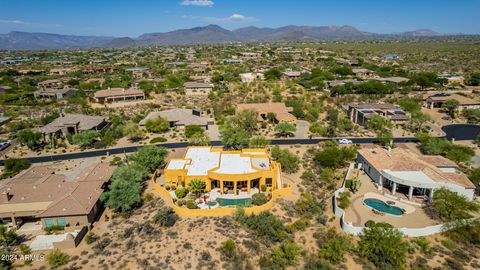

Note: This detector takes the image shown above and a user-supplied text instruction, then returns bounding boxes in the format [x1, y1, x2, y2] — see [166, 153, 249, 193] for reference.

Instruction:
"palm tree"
[188, 179, 206, 197]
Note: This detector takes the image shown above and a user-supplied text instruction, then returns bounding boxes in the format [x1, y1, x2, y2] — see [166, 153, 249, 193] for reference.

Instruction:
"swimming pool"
[217, 198, 252, 207]
[363, 198, 405, 216]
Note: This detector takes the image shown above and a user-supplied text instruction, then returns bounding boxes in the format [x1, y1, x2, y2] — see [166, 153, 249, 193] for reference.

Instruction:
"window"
[57, 217, 67, 227]
[265, 178, 272, 187]
[44, 218, 55, 228]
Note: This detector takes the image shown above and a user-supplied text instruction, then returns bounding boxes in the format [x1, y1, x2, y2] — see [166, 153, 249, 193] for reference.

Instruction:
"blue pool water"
[363, 198, 405, 216]
[217, 198, 251, 207]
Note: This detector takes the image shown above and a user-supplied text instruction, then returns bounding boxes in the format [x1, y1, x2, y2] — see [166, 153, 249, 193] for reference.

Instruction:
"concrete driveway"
[294, 120, 311, 139]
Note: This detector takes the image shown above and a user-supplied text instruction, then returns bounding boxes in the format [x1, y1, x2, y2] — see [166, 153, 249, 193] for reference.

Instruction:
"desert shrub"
[251, 193, 268, 205]
[47, 249, 69, 267]
[234, 208, 288, 243]
[271, 146, 300, 173]
[85, 231, 98, 244]
[1, 158, 31, 179]
[259, 241, 301, 269]
[294, 192, 324, 218]
[152, 207, 178, 227]
[220, 238, 236, 259]
[186, 199, 198, 209]
[44, 225, 64, 234]
[174, 187, 188, 199]
[358, 223, 408, 270]
[149, 137, 167, 144]
[286, 219, 310, 233]
[315, 229, 351, 263]
[338, 191, 351, 209]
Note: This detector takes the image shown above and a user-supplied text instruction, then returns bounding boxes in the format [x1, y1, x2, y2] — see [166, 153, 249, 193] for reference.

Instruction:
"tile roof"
[358, 147, 474, 189]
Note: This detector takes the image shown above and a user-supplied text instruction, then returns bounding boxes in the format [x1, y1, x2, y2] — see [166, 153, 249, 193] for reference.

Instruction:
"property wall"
[333, 163, 461, 238]
[151, 174, 292, 217]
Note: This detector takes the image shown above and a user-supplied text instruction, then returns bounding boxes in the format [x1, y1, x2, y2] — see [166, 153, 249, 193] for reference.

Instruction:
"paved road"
[0, 136, 418, 165]
[0, 124, 477, 165]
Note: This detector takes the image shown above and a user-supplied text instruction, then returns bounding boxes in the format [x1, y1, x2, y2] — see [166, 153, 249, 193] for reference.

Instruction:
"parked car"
[338, 138, 353, 144]
[0, 141, 10, 151]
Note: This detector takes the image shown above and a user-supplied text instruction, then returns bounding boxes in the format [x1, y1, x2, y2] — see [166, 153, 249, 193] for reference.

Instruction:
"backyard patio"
[342, 169, 440, 228]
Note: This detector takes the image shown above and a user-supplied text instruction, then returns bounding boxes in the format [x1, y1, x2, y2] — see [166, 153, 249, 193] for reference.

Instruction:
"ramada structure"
[357, 147, 476, 200]
[163, 147, 284, 194]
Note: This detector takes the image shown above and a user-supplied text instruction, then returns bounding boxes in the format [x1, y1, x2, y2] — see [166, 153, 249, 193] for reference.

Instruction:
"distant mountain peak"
[0, 25, 453, 50]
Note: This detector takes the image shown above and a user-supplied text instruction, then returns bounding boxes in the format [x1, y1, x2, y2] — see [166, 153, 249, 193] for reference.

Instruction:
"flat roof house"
[0, 163, 115, 229]
[236, 102, 297, 124]
[423, 92, 480, 111]
[183, 82, 214, 96]
[38, 114, 109, 142]
[164, 147, 284, 195]
[34, 87, 78, 100]
[139, 109, 214, 129]
[352, 68, 378, 79]
[282, 71, 301, 80]
[239, 72, 264, 83]
[357, 147, 475, 201]
[347, 102, 410, 127]
[94, 88, 145, 103]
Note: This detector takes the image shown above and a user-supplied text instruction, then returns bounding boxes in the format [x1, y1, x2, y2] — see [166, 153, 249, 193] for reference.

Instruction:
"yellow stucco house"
[163, 147, 284, 194]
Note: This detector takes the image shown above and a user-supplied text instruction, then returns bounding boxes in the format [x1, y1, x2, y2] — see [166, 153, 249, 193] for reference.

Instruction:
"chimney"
[1, 191, 11, 202]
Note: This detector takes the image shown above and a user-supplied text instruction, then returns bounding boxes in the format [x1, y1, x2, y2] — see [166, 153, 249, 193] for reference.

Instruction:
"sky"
[0, 0, 479, 37]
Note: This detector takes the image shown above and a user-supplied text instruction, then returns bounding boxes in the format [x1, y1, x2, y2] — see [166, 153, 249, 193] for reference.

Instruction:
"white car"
[0, 142, 10, 151]
[338, 138, 353, 144]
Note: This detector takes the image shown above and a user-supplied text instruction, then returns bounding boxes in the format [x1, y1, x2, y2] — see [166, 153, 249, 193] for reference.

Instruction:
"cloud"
[0, 19, 31, 25]
[180, 0, 214, 7]
[0, 19, 61, 28]
[182, 13, 257, 23]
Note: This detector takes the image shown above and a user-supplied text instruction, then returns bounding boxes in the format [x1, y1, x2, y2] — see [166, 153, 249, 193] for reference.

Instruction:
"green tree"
[313, 142, 357, 169]
[427, 188, 479, 222]
[72, 130, 100, 149]
[0, 224, 18, 245]
[46, 249, 69, 268]
[1, 158, 31, 179]
[376, 130, 393, 147]
[271, 146, 300, 173]
[467, 73, 480, 86]
[129, 145, 168, 172]
[366, 115, 392, 131]
[227, 110, 258, 135]
[264, 68, 282, 80]
[358, 224, 408, 270]
[188, 179, 206, 197]
[221, 126, 250, 150]
[442, 99, 460, 118]
[145, 117, 170, 133]
[124, 122, 145, 141]
[17, 129, 42, 150]
[274, 122, 296, 137]
[260, 241, 301, 269]
[184, 125, 204, 138]
[317, 229, 351, 263]
[463, 109, 480, 123]
[248, 136, 270, 148]
[101, 176, 142, 212]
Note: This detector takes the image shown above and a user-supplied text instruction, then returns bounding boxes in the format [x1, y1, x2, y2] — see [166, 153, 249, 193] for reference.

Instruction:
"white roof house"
[166, 147, 272, 176]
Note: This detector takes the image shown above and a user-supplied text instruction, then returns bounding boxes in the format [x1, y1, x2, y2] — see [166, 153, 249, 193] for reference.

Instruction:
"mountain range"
[0, 24, 448, 50]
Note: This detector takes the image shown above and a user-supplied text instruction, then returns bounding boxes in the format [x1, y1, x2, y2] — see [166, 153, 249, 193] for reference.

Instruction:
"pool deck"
[343, 170, 439, 228]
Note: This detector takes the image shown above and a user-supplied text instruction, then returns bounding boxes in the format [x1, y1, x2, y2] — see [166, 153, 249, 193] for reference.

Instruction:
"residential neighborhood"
[0, 1, 480, 269]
